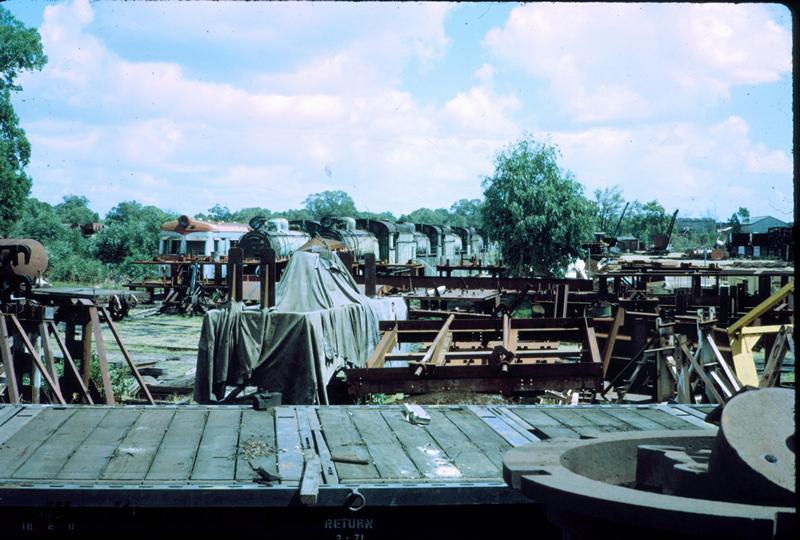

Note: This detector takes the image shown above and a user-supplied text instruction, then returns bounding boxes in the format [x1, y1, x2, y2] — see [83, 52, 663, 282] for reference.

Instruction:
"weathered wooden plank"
[0, 408, 42, 447]
[508, 408, 581, 440]
[425, 409, 499, 478]
[191, 408, 241, 481]
[349, 408, 419, 480]
[299, 448, 321, 505]
[101, 409, 174, 480]
[58, 408, 141, 480]
[317, 407, 378, 480]
[440, 407, 511, 468]
[468, 406, 532, 447]
[601, 407, 671, 431]
[274, 407, 305, 483]
[235, 409, 277, 482]
[657, 405, 714, 429]
[569, 408, 635, 432]
[540, 409, 607, 437]
[14, 408, 109, 479]
[0, 408, 74, 476]
[308, 408, 338, 485]
[147, 409, 208, 481]
[635, 407, 696, 430]
[380, 408, 461, 479]
[0, 406, 21, 429]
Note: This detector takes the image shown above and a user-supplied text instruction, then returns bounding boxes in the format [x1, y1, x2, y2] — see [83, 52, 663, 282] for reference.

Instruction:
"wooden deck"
[0, 403, 716, 538]
[0, 403, 713, 504]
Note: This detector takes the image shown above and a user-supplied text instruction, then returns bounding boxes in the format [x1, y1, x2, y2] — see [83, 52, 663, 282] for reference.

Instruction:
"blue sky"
[6, 1, 793, 221]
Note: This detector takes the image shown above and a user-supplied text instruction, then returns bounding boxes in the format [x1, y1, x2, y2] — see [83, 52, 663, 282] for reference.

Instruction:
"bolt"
[764, 454, 778, 463]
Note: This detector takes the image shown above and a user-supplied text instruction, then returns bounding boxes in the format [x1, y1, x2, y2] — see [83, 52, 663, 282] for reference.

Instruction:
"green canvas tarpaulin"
[194, 250, 389, 404]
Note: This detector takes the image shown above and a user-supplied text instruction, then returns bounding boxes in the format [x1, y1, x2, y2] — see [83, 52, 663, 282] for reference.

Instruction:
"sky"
[5, 1, 794, 221]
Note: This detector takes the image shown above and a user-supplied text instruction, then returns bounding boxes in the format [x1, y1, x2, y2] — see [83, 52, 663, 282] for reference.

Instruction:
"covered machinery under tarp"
[194, 250, 404, 404]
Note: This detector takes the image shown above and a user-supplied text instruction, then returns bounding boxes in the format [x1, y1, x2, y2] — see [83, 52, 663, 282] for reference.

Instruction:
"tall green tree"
[449, 199, 484, 229]
[399, 207, 451, 226]
[481, 138, 594, 277]
[621, 200, 671, 246]
[0, 7, 47, 236]
[736, 207, 750, 224]
[95, 201, 176, 280]
[303, 190, 357, 219]
[592, 186, 626, 234]
[55, 194, 99, 225]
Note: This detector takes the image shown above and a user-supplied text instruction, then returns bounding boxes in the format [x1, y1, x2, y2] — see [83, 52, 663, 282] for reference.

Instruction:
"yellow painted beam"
[727, 281, 794, 336]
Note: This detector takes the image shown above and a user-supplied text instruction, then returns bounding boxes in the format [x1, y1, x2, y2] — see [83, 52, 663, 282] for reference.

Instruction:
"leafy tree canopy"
[480, 137, 594, 277]
[304, 190, 358, 220]
[357, 210, 398, 222]
[0, 7, 47, 236]
[449, 199, 483, 229]
[592, 186, 625, 234]
[399, 207, 451, 226]
[230, 207, 272, 224]
[55, 194, 99, 225]
[736, 207, 750, 224]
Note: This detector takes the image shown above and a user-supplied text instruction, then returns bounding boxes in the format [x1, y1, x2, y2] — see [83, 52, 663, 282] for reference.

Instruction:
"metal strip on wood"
[275, 407, 305, 483]
[307, 408, 338, 485]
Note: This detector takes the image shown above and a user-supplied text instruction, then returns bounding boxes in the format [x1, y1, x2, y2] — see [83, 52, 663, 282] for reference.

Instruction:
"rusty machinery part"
[0, 239, 48, 302]
[0, 239, 48, 280]
[503, 387, 795, 540]
[491, 283, 532, 318]
[178, 214, 191, 228]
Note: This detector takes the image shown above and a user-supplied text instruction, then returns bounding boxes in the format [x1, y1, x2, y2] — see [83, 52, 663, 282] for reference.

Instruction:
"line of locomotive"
[158, 215, 498, 276]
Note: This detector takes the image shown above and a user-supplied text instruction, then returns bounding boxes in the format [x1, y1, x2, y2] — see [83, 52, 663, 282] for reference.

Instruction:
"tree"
[592, 186, 625, 233]
[481, 138, 594, 277]
[303, 190, 357, 220]
[230, 207, 272, 224]
[55, 195, 99, 225]
[399, 207, 451, 226]
[449, 199, 483, 229]
[737, 207, 750, 224]
[357, 210, 398, 222]
[0, 7, 47, 236]
[95, 201, 176, 280]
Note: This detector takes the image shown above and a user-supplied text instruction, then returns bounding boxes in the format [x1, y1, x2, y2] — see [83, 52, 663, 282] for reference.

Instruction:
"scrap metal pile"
[0, 239, 152, 406]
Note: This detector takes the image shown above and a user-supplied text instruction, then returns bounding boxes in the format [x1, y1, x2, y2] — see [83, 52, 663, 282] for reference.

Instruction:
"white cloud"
[444, 86, 521, 135]
[485, 3, 792, 122]
[548, 115, 793, 217]
[13, 0, 793, 222]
